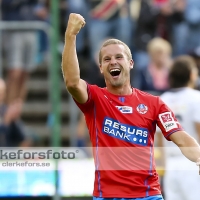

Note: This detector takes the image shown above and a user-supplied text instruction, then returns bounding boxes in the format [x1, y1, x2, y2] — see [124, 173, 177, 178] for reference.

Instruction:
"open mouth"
[109, 69, 121, 77]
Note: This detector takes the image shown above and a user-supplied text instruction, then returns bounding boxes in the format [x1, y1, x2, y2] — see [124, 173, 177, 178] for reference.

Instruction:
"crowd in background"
[0, 0, 200, 146]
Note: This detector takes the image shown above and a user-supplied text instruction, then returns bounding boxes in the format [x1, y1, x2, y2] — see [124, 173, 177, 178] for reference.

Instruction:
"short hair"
[147, 37, 172, 55]
[169, 55, 197, 88]
[99, 39, 132, 64]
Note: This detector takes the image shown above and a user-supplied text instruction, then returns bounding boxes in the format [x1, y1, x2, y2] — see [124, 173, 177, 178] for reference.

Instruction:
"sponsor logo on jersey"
[136, 104, 148, 114]
[115, 106, 133, 113]
[160, 113, 173, 122]
[102, 117, 149, 146]
[159, 112, 178, 132]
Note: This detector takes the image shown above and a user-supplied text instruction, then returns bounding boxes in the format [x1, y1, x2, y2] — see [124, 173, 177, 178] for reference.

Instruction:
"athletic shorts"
[3, 31, 38, 72]
[164, 156, 200, 200]
[93, 194, 164, 200]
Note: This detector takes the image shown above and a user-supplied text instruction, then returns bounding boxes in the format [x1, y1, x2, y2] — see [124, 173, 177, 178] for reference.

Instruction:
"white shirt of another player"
[159, 87, 200, 156]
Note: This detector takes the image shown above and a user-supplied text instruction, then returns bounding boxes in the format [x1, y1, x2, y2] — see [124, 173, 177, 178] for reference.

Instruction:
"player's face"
[100, 44, 133, 87]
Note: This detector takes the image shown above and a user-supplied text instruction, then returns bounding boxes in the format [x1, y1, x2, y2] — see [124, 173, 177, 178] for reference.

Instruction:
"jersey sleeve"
[73, 83, 97, 113]
[156, 97, 183, 141]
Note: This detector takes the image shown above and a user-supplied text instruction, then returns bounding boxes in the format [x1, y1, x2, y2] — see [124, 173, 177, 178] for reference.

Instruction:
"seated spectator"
[0, 79, 32, 147]
[133, 37, 172, 94]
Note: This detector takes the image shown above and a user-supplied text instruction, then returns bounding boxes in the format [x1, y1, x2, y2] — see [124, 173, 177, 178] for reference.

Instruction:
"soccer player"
[157, 56, 200, 200]
[62, 13, 200, 200]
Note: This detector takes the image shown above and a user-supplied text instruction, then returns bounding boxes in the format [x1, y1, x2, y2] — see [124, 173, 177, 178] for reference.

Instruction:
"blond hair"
[99, 39, 132, 64]
[147, 37, 172, 55]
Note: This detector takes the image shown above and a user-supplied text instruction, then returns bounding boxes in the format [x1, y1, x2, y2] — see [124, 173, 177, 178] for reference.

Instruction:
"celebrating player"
[62, 13, 200, 200]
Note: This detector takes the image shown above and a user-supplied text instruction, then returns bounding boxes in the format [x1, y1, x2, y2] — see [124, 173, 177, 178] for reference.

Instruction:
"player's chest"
[94, 95, 155, 146]
[95, 94, 155, 127]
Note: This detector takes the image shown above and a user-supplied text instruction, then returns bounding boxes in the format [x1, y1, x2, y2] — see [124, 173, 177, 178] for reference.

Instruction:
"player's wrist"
[65, 29, 77, 38]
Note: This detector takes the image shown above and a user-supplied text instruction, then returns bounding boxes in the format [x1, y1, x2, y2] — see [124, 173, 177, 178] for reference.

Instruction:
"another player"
[157, 55, 200, 200]
[62, 13, 200, 200]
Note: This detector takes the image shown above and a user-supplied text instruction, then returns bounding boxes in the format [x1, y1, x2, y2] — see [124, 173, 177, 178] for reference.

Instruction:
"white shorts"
[164, 156, 200, 200]
[3, 31, 38, 72]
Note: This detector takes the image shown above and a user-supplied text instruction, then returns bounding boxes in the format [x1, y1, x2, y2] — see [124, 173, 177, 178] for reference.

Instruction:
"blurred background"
[0, 0, 200, 200]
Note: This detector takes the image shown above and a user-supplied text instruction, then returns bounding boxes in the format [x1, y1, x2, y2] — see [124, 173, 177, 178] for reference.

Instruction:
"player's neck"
[187, 82, 195, 89]
[106, 85, 132, 96]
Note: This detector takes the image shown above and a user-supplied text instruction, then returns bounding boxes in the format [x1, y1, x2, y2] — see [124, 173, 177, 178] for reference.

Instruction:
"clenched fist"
[66, 13, 86, 36]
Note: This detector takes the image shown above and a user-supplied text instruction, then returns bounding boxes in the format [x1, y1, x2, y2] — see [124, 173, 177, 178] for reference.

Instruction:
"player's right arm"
[61, 13, 88, 104]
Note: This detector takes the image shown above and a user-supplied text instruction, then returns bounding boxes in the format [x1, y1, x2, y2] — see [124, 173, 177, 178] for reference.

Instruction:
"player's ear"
[190, 68, 198, 82]
[130, 59, 134, 69]
[99, 64, 103, 74]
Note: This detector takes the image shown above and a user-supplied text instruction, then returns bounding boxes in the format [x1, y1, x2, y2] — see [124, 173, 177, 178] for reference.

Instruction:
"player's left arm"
[169, 131, 200, 165]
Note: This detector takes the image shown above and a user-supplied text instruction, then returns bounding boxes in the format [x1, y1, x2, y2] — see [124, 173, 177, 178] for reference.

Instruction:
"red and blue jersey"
[75, 84, 183, 198]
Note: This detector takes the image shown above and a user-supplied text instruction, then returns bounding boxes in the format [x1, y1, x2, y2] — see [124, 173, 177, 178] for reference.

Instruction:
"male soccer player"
[157, 56, 200, 200]
[62, 13, 200, 200]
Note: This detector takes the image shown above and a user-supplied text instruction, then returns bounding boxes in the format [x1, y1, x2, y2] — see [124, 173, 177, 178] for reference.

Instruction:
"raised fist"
[66, 13, 86, 35]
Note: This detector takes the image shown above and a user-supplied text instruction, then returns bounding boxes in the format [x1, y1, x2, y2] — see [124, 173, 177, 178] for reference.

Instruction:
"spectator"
[180, 0, 200, 54]
[0, 79, 32, 147]
[1, 0, 40, 104]
[34, 0, 50, 64]
[134, 0, 185, 68]
[168, 0, 200, 56]
[88, 0, 133, 59]
[133, 37, 172, 94]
